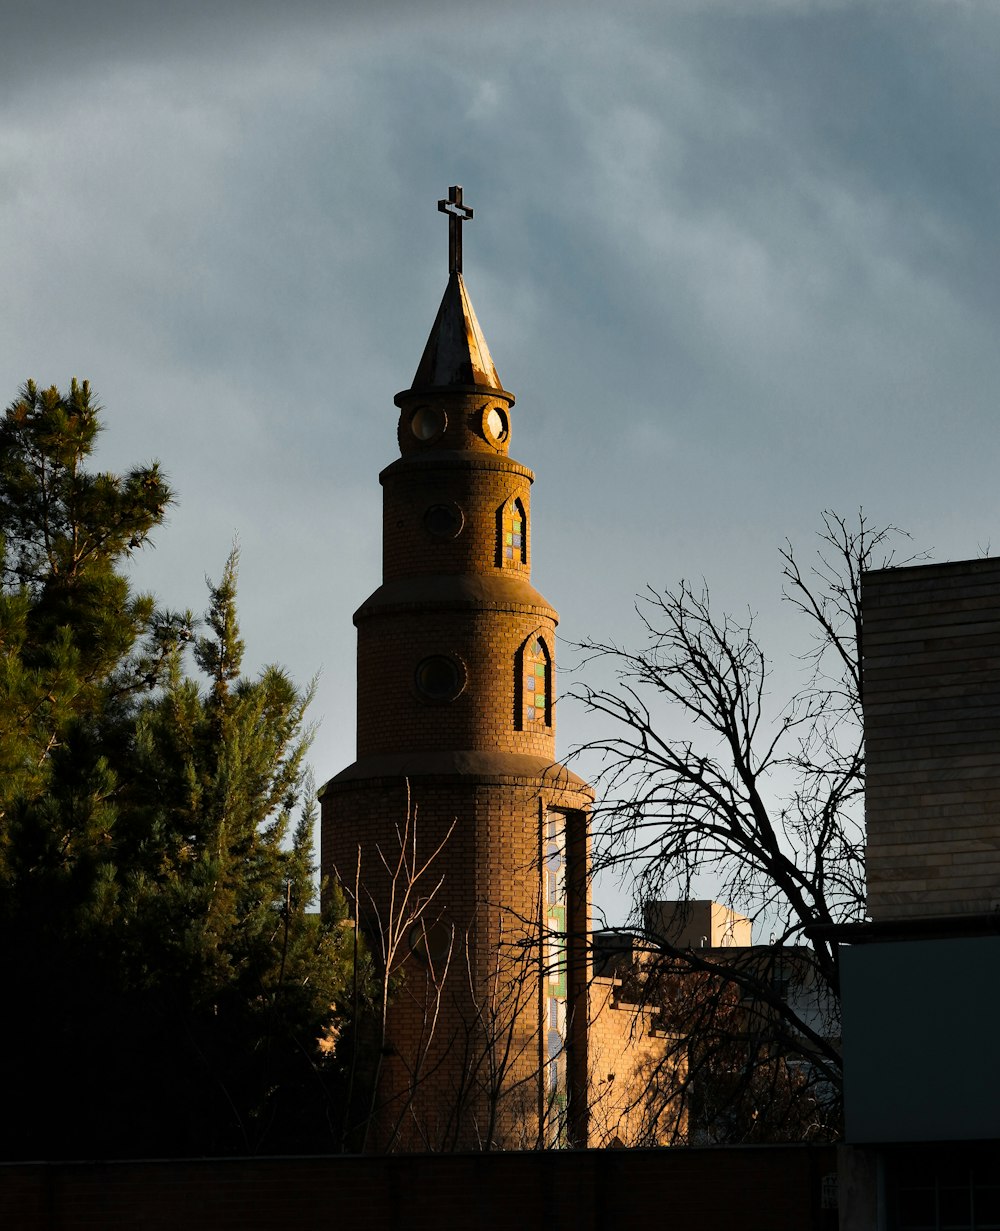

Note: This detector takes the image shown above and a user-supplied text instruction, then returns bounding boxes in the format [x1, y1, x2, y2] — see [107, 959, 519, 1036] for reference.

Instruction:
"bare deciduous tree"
[337, 790, 457, 1151]
[572, 512, 919, 1141]
[337, 793, 558, 1152]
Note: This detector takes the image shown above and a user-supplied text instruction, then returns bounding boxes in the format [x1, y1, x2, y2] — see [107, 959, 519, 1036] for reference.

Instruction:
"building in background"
[595, 899, 838, 1146]
[837, 557, 1000, 1230]
[644, 899, 752, 949]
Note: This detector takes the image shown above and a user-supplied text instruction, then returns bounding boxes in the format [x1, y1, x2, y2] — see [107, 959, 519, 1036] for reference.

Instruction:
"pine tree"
[121, 552, 363, 1155]
[0, 378, 172, 815]
[0, 382, 366, 1159]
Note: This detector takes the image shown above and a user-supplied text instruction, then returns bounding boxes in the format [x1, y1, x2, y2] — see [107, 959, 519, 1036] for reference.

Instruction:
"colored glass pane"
[523, 634, 550, 729]
[501, 498, 526, 568]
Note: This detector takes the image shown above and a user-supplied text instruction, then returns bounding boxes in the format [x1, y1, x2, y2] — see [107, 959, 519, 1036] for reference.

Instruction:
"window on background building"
[888, 1150, 1000, 1231]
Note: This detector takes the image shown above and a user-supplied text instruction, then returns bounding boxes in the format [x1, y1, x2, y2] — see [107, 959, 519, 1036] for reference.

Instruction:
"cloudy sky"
[3, 0, 999, 922]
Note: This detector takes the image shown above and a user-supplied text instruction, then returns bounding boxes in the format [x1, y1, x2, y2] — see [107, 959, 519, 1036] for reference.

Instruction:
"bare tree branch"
[571, 511, 916, 1141]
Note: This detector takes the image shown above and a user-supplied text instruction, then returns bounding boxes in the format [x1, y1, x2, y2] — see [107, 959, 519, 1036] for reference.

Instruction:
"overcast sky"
[3, 0, 999, 924]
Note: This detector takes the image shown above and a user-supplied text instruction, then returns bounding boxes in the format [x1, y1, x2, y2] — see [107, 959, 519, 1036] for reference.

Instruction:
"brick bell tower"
[320, 188, 592, 1151]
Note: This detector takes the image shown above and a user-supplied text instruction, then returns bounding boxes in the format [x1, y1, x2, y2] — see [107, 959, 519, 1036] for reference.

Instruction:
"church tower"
[321, 188, 592, 1151]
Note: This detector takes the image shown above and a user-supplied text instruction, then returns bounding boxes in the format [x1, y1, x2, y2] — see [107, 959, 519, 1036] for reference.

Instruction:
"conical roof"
[409, 272, 506, 394]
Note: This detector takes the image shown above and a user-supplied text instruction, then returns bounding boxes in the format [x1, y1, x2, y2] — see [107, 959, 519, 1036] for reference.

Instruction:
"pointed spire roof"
[408, 271, 507, 395]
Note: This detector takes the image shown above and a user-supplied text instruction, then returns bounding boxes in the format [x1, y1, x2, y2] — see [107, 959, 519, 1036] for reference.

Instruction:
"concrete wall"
[643, 900, 752, 947]
[841, 935, 1000, 1143]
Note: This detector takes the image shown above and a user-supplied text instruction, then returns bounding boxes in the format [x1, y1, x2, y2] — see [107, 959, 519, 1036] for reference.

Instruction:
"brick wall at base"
[0, 1145, 839, 1231]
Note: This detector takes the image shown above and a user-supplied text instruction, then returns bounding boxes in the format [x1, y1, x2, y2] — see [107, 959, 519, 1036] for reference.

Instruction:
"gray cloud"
[3, 0, 999, 921]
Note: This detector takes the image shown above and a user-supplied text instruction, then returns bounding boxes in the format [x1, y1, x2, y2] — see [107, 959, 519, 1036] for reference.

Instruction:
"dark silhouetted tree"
[574, 512, 918, 1142]
[0, 382, 367, 1159]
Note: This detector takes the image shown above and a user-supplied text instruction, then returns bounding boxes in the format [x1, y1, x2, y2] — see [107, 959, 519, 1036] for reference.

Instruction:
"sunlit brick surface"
[321, 337, 592, 1148]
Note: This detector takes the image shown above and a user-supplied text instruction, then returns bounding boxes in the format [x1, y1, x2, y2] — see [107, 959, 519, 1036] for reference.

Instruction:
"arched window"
[499, 497, 527, 568]
[521, 634, 551, 729]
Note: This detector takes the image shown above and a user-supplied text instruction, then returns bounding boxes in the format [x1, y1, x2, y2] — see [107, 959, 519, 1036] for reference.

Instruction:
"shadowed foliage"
[0, 382, 372, 1159]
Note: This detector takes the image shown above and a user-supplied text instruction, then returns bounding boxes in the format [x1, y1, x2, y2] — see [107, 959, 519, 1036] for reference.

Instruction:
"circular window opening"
[484, 405, 509, 444]
[423, 502, 465, 540]
[411, 406, 446, 441]
[414, 655, 466, 703]
[409, 919, 454, 966]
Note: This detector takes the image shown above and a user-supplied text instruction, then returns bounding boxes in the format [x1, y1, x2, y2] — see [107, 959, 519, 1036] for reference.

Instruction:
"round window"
[410, 406, 446, 441]
[423, 503, 465, 540]
[409, 919, 454, 966]
[414, 655, 466, 702]
[483, 405, 509, 443]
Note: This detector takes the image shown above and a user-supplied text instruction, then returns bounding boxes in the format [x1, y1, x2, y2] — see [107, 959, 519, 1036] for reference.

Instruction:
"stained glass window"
[523, 635, 550, 728]
[500, 497, 527, 567]
[543, 812, 567, 1138]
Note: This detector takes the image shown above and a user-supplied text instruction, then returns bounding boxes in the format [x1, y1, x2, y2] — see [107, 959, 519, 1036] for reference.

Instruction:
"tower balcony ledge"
[320, 749, 592, 799]
[393, 382, 515, 406]
[354, 574, 558, 623]
[379, 450, 534, 483]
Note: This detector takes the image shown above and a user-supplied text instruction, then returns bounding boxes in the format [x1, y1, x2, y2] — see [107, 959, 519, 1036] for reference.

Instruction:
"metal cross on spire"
[438, 185, 473, 275]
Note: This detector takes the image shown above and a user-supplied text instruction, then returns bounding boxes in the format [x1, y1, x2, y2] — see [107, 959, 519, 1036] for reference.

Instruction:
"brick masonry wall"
[321, 371, 593, 1147]
[381, 452, 535, 579]
[322, 770, 590, 1149]
[395, 389, 516, 463]
[357, 389, 559, 762]
[355, 607, 558, 758]
[863, 557, 1000, 920]
[0, 1146, 840, 1231]
[588, 978, 680, 1147]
